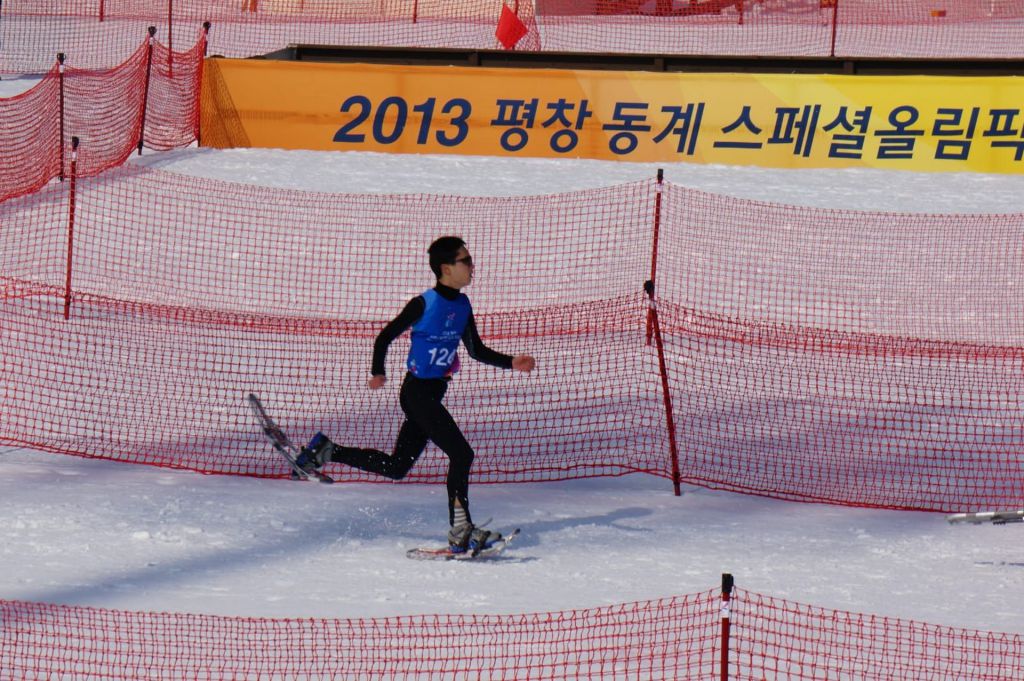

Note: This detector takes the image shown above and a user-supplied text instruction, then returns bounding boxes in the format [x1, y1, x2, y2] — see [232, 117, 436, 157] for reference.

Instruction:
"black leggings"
[324, 373, 474, 525]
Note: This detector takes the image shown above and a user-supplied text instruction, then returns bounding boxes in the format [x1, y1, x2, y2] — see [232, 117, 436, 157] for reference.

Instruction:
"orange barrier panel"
[201, 58, 1024, 174]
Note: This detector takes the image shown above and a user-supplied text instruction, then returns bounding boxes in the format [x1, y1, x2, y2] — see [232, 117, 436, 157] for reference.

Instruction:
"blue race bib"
[406, 289, 472, 378]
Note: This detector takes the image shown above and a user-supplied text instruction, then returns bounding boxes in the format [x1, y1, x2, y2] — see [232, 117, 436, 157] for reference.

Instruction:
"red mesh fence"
[0, 0, 541, 73]
[139, 39, 207, 151]
[2, 166, 1024, 513]
[539, 0, 1024, 58]
[730, 588, 1024, 680]
[1, 592, 719, 679]
[0, 165, 669, 482]
[3, 0, 1023, 73]
[0, 34, 203, 203]
[1, 587, 1020, 679]
[0, 13, 155, 73]
[657, 186, 1024, 511]
[539, 0, 834, 56]
[0, 65, 62, 203]
[833, 0, 1024, 59]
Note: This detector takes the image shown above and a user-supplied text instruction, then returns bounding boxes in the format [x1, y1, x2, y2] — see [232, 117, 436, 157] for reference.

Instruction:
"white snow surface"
[2, 148, 1024, 636]
[135, 147, 1024, 212]
[0, 74, 41, 97]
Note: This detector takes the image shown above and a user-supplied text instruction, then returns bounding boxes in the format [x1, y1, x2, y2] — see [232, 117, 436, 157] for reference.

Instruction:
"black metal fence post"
[644, 278, 682, 496]
[720, 574, 735, 681]
[646, 168, 664, 346]
[167, 0, 174, 76]
[64, 137, 80, 320]
[58, 53, 66, 181]
[196, 22, 211, 146]
[138, 26, 157, 155]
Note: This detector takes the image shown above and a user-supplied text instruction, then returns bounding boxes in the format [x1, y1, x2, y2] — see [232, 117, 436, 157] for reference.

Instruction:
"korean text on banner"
[200, 59, 1024, 174]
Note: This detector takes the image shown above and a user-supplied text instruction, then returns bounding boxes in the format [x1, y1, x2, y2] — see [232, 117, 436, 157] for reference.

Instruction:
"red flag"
[495, 3, 528, 50]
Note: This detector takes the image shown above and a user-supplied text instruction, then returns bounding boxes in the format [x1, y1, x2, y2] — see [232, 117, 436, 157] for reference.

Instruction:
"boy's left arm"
[462, 313, 535, 372]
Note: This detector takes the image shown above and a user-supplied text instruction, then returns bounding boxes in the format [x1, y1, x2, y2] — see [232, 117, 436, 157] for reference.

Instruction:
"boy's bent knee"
[383, 460, 416, 480]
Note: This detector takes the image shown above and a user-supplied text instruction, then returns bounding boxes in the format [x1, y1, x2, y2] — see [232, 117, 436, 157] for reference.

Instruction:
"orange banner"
[201, 57, 1024, 173]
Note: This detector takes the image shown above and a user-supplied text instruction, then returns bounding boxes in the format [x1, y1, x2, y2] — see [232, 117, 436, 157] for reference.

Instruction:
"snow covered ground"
[0, 74, 40, 97]
[2, 146, 1023, 636]
[1, 445, 1022, 632]
[135, 146, 1024, 212]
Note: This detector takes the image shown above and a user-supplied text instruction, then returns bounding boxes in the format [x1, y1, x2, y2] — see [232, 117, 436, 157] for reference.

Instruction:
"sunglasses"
[455, 256, 474, 267]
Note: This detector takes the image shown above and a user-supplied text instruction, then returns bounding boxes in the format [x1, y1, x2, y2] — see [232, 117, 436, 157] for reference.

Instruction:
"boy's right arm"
[369, 296, 425, 387]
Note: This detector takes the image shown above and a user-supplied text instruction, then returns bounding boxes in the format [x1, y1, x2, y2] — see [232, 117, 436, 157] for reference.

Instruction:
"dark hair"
[427, 236, 466, 278]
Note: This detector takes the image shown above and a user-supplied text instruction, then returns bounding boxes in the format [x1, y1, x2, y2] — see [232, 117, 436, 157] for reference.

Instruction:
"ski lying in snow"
[947, 510, 1023, 525]
[246, 393, 334, 484]
[406, 528, 520, 561]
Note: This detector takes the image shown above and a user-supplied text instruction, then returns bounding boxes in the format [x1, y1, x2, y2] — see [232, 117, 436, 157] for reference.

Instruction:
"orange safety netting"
[0, 0, 541, 73]
[1, 587, 1020, 678]
[0, 33, 204, 203]
[540, 0, 1024, 57]
[3, 0, 1023, 74]
[2, 166, 1022, 513]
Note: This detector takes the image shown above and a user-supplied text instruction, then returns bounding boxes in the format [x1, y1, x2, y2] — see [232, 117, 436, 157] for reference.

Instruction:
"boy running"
[296, 236, 536, 553]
